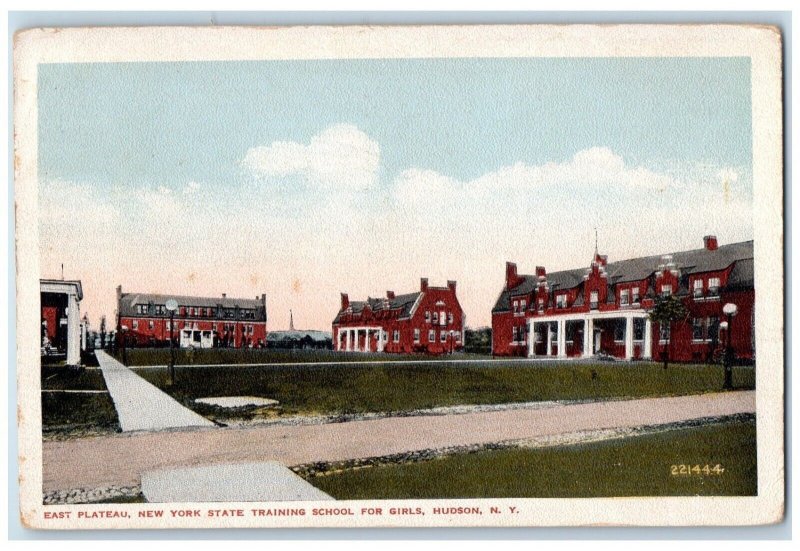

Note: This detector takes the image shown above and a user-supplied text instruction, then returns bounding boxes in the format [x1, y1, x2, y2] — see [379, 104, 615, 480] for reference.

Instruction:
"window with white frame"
[633, 318, 645, 341]
[513, 300, 519, 314]
[149, 320, 154, 330]
[440, 311, 446, 326]
[538, 298, 545, 312]
[512, 326, 518, 343]
[661, 284, 672, 297]
[589, 291, 599, 310]
[440, 330, 447, 343]
[428, 329, 435, 342]
[448, 312, 454, 324]
[136, 304, 148, 315]
[414, 328, 420, 343]
[632, 288, 640, 304]
[708, 277, 721, 297]
[693, 279, 703, 298]
[132, 320, 139, 330]
[432, 312, 438, 324]
[556, 294, 567, 309]
[425, 311, 431, 323]
[155, 305, 165, 315]
[620, 289, 629, 306]
[520, 299, 527, 311]
[393, 330, 400, 343]
[692, 317, 704, 341]
[659, 323, 670, 343]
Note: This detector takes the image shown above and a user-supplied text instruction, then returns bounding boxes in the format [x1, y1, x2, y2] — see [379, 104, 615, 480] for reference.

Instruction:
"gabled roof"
[333, 291, 421, 324]
[493, 240, 753, 313]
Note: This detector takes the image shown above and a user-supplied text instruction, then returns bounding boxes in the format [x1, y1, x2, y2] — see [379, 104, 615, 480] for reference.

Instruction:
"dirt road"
[42, 390, 755, 492]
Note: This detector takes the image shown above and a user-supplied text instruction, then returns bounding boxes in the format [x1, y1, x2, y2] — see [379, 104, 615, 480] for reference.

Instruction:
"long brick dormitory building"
[116, 286, 267, 348]
[332, 278, 465, 354]
[491, 236, 754, 362]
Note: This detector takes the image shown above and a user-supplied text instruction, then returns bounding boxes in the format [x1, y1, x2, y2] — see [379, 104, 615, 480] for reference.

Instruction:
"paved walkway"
[96, 350, 214, 432]
[141, 462, 334, 502]
[43, 390, 754, 492]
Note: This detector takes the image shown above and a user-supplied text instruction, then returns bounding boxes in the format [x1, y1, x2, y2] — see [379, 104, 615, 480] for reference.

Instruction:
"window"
[432, 312, 439, 324]
[440, 311, 446, 326]
[708, 277, 721, 297]
[659, 324, 671, 343]
[440, 330, 447, 343]
[448, 312, 454, 324]
[538, 298, 545, 313]
[692, 317, 704, 341]
[661, 284, 672, 297]
[620, 289, 629, 306]
[428, 329, 435, 342]
[512, 326, 519, 343]
[693, 279, 704, 298]
[132, 320, 139, 330]
[393, 330, 400, 343]
[556, 294, 567, 309]
[155, 305, 165, 315]
[414, 328, 420, 343]
[633, 318, 645, 341]
[632, 288, 640, 304]
[425, 311, 431, 323]
[148, 320, 154, 330]
[589, 291, 599, 310]
[708, 316, 720, 342]
[520, 299, 527, 311]
[513, 300, 519, 314]
[613, 320, 625, 342]
[136, 304, 148, 315]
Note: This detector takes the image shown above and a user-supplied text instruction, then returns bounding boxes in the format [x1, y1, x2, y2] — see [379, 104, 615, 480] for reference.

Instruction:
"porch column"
[66, 292, 81, 365]
[582, 317, 594, 358]
[355, 328, 361, 352]
[557, 319, 566, 358]
[365, 329, 371, 353]
[346, 329, 352, 351]
[643, 318, 653, 359]
[546, 322, 553, 356]
[378, 328, 384, 352]
[528, 320, 534, 357]
[624, 315, 634, 360]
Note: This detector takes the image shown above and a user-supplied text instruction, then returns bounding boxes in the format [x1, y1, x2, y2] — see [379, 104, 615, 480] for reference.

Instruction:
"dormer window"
[693, 279, 703, 299]
[589, 291, 599, 310]
[513, 300, 519, 313]
[708, 277, 721, 297]
[520, 299, 527, 311]
[136, 304, 148, 315]
[538, 298, 545, 313]
[556, 294, 567, 309]
[620, 289, 629, 306]
[661, 284, 672, 297]
[632, 288, 640, 304]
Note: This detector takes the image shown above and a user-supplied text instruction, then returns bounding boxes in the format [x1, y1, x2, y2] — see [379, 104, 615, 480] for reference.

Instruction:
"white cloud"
[394, 147, 677, 203]
[242, 124, 380, 191]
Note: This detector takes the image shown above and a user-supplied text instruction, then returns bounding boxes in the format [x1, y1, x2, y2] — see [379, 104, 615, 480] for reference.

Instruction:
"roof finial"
[289, 309, 294, 331]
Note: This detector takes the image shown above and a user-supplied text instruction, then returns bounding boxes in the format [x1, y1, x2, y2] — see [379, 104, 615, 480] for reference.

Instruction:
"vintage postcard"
[14, 24, 784, 529]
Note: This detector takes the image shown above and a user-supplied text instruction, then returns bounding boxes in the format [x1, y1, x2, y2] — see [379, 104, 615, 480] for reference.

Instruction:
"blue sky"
[38, 57, 754, 329]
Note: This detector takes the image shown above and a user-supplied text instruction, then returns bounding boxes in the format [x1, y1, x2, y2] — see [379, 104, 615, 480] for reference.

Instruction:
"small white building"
[40, 279, 83, 365]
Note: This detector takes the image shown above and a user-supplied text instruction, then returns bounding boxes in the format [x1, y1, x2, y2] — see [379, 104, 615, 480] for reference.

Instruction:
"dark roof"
[493, 240, 753, 313]
[333, 291, 421, 324]
[267, 330, 332, 342]
[118, 291, 266, 319]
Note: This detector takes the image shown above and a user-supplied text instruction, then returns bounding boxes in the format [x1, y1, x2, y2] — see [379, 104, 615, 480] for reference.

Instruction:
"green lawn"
[310, 419, 757, 499]
[134, 361, 755, 421]
[115, 348, 493, 366]
[41, 366, 119, 433]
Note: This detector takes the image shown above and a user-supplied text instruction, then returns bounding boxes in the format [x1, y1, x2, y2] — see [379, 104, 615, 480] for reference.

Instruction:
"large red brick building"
[492, 236, 754, 362]
[116, 286, 268, 348]
[333, 278, 465, 354]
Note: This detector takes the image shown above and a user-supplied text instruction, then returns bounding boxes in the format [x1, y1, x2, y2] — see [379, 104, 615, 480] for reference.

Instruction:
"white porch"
[527, 310, 652, 360]
[336, 326, 387, 353]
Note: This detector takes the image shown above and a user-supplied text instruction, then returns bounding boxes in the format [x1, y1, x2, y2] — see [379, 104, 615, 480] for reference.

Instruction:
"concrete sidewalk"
[96, 350, 214, 432]
[44, 390, 755, 492]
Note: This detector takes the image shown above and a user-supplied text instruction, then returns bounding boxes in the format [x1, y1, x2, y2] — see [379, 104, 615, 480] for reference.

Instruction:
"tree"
[648, 294, 688, 369]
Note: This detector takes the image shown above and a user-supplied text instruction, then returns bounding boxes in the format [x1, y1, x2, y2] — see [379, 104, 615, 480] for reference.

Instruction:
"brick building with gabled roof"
[333, 278, 465, 354]
[116, 286, 267, 348]
[492, 236, 754, 362]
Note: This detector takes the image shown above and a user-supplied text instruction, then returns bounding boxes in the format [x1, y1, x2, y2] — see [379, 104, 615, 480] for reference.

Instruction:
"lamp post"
[165, 299, 178, 385]
[120, 325, 128, 365]
[722, 302, 738, 390]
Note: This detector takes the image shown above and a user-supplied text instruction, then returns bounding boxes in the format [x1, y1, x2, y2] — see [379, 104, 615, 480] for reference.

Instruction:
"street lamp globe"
[722, 303, 738, 316]
[719, 321, 729, 330]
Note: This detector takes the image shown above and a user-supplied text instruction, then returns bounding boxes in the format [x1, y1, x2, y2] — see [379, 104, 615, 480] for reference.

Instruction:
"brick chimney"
[420, 278, 429, 292]
[704, 235, 718, 251]
[447, 280, 457, 293]
[535, 266, 547, 278]
[387, 290, 395, 300]
[341, 293, 350, 310]
[222, 293, 227, 299]
[506, 262, 522, 289]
